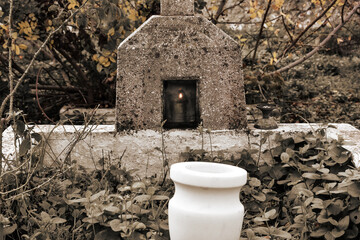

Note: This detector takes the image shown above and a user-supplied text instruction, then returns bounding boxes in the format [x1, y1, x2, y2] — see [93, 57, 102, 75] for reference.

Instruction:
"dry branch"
[29, 84, 85, 92]
[213, 0, 227, 24]
[272, 1, 360, 74]
[8, 0, 14, 120]
[252, 0, 273, 63]
[280, 0, 338, 58]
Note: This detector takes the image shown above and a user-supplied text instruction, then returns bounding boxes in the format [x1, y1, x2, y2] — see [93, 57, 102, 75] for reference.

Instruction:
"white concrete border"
[2, 123, 359, 176]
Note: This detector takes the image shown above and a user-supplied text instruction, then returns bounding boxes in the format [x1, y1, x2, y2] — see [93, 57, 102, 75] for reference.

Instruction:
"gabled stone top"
[161, 0, 194, 16]
[118, 16, 240, 50]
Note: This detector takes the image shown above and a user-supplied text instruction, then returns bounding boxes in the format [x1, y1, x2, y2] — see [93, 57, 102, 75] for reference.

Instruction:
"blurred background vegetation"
[0, 0, 359, 127]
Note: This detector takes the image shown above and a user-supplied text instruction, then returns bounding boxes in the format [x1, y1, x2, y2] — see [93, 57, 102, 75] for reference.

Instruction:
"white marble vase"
[168, 162, 248, 240]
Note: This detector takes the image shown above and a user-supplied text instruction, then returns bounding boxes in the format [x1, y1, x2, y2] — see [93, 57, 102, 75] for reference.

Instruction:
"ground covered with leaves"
[1, 127, 360, 240]
[281, 47, 360, 129]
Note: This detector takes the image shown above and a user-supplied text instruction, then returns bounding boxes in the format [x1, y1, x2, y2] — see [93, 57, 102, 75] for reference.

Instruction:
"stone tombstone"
[116, 0, 247, 130]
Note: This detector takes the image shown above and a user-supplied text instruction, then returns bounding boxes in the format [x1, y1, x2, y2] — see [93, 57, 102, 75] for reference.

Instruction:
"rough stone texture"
[3, 124, 359, 176]
[116, 15, 247, 130]
[161, 0, 194, 16]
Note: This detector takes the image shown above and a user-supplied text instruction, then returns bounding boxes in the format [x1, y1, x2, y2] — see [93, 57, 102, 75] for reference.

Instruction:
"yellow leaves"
[18, 21, 32, 35]
[249, 7, 257, 19]
[138, 16, 146, 24]
[208, 5, 219, 14]
[337, 38, 344, 44]
[311, 0, 327, 5]
[18, 44, 28, 50]
[250, 0, 259, 8]
[24, 34, 39, 41]
[120, 1, 146, 24]
[12, 44, 21, 55]
[118, 25, 126, 36]
[337, 0, 346, 6]
[311, 0, 320, 5]
[0, 23, 8, 31]
[8, 43, 27, 55]
[272, 0, 284, 11]
[128, 8, 140, 22]
[99, 56, 111, 67]
[2, 40, 8, 50]
[30, 21, 37, 31]
[236, 34, 247, 45]
[248, 0, 264, 19]
[68, 0, 80, 9]
[108, 27, 115, 39]
[96, 63, 103, 73]
[109, 56, 116, 63]
[270, 52, 278, 65]
[93, 51, 117, 72]
[92, 54, 99, 62]
[67, 0, 86, 10]
[11, 32, 18, 39]
[29, 13, 36, 21]
[257, 9, 264, 18]
[17, 13, 39, 41]
[46, 19, 54, 32]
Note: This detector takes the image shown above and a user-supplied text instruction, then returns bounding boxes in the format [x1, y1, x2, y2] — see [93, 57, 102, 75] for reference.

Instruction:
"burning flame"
[178, 92, 183, 99]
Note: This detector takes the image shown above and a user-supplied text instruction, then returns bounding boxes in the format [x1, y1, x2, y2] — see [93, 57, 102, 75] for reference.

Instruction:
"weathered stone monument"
[116, 0, 247, 130]
[4, 0, 359, 177]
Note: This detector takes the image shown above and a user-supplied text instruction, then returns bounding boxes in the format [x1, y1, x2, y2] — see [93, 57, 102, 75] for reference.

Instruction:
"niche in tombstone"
[163, 80, 199, 129]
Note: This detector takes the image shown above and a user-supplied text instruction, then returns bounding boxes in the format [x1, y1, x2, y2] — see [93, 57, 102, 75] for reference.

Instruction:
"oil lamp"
[254, 103, 278, 129]
[163, 80, 199, 128]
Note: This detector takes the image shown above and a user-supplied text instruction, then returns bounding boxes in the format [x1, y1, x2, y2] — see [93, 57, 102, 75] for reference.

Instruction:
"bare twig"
[35, 68, 56, 123]
[252, 0, 272, 63]
[296, 15, 331, 48]
[280, 0, 338, 58]
[212, 0, 227, 24]
[281, 15, 294, 43]
[207, 130, 213, 159]
[8, 0, 14, 119]
[341, 0, 348, 23]
[272, 2, 360, 74]
[62, 108, 99, 165]
[29, 84, 85, 92]
[205, 5, 213, 21]
[220, 0, 245, 16]
[160, 120, 169, 185]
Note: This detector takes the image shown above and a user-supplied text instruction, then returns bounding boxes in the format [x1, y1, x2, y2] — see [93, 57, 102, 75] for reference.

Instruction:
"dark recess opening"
[163, 80, 200, 129]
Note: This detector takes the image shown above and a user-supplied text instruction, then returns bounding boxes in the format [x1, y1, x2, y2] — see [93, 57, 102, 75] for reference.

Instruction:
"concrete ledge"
[2, 123, 359, 176]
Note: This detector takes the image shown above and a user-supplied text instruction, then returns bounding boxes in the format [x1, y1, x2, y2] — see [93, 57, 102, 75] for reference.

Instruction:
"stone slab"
[161, 0, 194, 16]
[2, 124, 359, 176]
